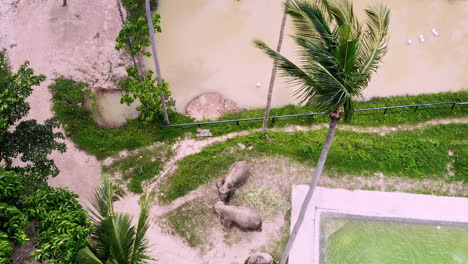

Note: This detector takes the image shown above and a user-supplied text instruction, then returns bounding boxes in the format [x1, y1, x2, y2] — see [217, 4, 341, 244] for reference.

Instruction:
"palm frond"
[86, 175, 126, 262]
[286, 0, 335, 49]
[255, 39, 348, 112]
[88, 175, 125, 223]
[130, 192, 155, 263]
[254, 0, 389, 122]
[355, 4, 390, 90]
[323, 0, 361, 40]
[109, 214, 136, 264]
[77, 247, 105, 264]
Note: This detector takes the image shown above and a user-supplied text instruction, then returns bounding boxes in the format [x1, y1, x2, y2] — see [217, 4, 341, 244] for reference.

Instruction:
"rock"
[248, 252, 274, 264]
[185, 92, 244, 121]
[197, 128, 211, 133]
[196, 132, 212, 138]
[238, 143, 246, 150]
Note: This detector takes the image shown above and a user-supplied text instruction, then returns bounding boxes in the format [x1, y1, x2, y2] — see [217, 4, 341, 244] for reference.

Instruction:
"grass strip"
[50, 78, 467, 160]
[159, 124, 467, 203]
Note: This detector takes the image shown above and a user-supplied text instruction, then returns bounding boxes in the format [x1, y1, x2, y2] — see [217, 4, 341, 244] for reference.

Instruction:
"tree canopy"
[255, 0, 390, 122]
[0, 51, 66, 190]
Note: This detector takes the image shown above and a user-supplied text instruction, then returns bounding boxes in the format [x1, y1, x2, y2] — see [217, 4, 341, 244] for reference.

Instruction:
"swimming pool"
[289, 187, 468, 264]
[320, 214, 468, 264]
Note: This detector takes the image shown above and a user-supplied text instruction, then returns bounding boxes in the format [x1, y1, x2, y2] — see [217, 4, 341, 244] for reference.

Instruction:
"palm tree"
[261, 2, 289, 134]
[145, 0, 170, 125]
[77, 176, 154, 264]
[254, 0, 390, 263]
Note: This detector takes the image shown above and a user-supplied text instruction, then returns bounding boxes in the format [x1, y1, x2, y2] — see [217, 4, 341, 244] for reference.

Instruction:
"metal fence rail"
[160, 101, 467, 128]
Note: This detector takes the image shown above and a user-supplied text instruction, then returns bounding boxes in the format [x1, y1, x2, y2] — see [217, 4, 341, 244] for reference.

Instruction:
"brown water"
[145, 0, 468, 112]
[93, 92, 140, 127]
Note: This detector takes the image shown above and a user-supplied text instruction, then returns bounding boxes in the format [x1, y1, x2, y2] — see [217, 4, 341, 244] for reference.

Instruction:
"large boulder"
[185, 92, 244, 121]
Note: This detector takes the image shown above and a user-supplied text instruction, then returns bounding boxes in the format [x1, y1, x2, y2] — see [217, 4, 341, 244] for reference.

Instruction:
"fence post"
[384, 109, 388, 115]
[236, 121, 240, 126]
[414, 106, 419, 112]
[452, 103, 456, 110]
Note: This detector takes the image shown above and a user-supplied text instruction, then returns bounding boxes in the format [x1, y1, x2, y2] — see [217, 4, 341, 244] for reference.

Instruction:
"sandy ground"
[0, 0, 132, 204]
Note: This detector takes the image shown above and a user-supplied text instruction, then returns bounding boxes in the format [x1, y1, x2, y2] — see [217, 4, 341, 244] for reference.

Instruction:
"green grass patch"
[160, 124, 468, 203]
[102, 144, 172, 193]
[453, 145, 468, 182]
[49, 78, 193, 159]
[49, 77, 467, 160]
[196, 91, 468, 136]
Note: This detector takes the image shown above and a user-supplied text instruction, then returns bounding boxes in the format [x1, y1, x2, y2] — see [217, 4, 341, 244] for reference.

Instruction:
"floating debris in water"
[419, 35, 425, 43]
[432, 28, 439, 36]
[407, 39, 413, 45]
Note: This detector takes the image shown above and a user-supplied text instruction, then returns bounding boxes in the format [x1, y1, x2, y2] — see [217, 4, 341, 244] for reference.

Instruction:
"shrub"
[0, 203, 29, 245]
[0, 231, 12, 264]
[0, 169, 26, 205]
[23, 188, 92, 264]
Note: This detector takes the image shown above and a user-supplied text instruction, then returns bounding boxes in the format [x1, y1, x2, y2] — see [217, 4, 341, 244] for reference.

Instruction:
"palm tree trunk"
[279, 110, 343, 264]
[261, 2, 288, 134]
[145, 0, 170, 125]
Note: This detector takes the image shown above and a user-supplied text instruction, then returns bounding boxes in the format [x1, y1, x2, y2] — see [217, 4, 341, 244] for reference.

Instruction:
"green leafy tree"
[0, 169, 91, 263]
[121, 0, 158, 20]
[0, 169, 27, 261]
[115, 4, 171, 125]
[120, 67, 174, 123]
[254, 0, 390, 262]
[0, 231, 12, 264]
[77, 176, 154, 264]
[0, 51, 66, 190]
[23, 188, 92, 264]
[115, 15, 162, 57]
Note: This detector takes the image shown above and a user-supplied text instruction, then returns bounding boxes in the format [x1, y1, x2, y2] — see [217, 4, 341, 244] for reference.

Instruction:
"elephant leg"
[256, 222, 262, 232]
[222, 219, 233, 232]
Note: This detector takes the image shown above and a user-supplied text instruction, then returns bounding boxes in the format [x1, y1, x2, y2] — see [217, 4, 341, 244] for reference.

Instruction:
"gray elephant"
[213, 201, 262, 231]
[216, 161, 249, 203]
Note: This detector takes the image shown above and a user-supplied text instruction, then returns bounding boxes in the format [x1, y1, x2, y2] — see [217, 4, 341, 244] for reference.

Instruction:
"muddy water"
[145, 0, 468, 112]
[93, 92, 140, 127]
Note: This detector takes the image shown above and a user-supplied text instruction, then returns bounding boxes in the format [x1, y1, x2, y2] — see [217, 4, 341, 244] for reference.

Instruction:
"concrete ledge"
[289, 186, 468, 264]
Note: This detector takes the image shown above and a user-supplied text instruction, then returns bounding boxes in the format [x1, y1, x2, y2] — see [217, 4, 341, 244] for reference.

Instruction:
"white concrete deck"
[289, 186, 468, 264]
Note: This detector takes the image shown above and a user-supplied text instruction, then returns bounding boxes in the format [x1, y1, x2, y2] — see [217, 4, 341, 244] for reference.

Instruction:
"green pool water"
[320, 216, 468, 264]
